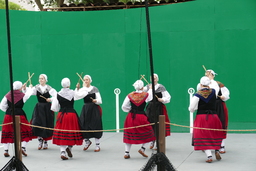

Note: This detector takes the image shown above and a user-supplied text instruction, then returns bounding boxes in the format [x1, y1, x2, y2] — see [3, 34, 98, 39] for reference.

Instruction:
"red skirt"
[123, 113, 156, 144]
[162, 105, 171, 136]
[192, 114, 225, 150]
[52, 112, 83, 146]
[1, 115, 33, 143]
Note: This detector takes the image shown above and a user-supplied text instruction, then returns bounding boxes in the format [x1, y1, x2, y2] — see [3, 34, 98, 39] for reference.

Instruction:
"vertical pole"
[188, 88, 195, 133]
[144, 1, 163, 170]
[5, 0, 20, 160]
[15, 116, 22, 161]
[158, 115, 166, 154]
[114, 88, 121, 133]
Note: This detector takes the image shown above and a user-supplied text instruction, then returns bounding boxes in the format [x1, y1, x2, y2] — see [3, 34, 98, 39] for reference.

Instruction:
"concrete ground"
[0, 133, 255, 171]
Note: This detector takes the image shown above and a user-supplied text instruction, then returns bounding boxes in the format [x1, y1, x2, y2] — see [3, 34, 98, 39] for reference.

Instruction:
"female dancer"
[189, 76, 224, 163]
[143, 73, 171, 149]
[0, 81, 33, 157]
[51, 78, 83, 160]
[74, 75, 103, 152]
[30, 74, 57, 150]
[122, 80, 155, 159]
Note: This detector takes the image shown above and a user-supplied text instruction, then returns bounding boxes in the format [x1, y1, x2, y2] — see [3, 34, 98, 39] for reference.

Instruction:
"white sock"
[85, 139, 91, 144]
[125, 143, 131, 154]
[204, 150, 212, 158]
[60, 145, 66, 153]
[141, 143, 147, 151]
[3, 143, 10, 151]
[95, 138, 100, 147]
[221, 139, 225, 147]
[21, 141, 27, 148]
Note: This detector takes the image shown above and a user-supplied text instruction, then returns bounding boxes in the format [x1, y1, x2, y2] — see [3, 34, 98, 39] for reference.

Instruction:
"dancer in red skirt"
[51, 78, 83, 160]
[189, 76, 225, 163]
[122, 80, 155, 159]
[143, 73, 171, 149]
[198, 70, 230, 154]
[0, 81, 33, 157]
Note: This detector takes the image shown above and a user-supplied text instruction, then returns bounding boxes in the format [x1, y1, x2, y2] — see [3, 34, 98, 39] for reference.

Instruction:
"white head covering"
[154, 73, 159, 81]
[133, 80, 144, 90]
[206, 69, 217, 76]
[13, 81, 22, 90]
[84, 75, 92, 83]
[40, 74, 48, 82]
[150, 73, 159, 82]
[61, 78, 70, 88]
[200, 76, 211, 86]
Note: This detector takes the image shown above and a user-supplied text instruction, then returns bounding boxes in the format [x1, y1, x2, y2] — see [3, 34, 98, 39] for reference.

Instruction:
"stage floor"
[0, 132, 255, 171]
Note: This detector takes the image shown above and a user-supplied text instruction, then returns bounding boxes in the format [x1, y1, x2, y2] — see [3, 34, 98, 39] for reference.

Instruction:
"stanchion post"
[158, 115, 166, 154]
[15, 116, 22, 161]
[188, 88, 195, 133]
[114, 88, 121, 133]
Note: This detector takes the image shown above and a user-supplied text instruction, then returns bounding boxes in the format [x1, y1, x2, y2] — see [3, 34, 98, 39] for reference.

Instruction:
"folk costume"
[51, 78, 83, 160]
[122, 80, 155, 159]
[216, 81, 230, 153]
[144, 73, 171, 149]
[198, 70, 230, 153]
[0, 81, 33, 157]
[189, 76, 224, 163]
[74, 75, 103, 152]
[30, 74, 57, 150]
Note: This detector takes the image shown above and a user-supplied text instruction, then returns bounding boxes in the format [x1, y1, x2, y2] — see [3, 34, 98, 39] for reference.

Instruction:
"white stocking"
[204, 150, 212, 158]
[221, 139, 225, 147]
[60, 145, 66, 152]
[3, 143, 10, 151]
[125, 143, 132, 154]
[21, 141, 27, 148]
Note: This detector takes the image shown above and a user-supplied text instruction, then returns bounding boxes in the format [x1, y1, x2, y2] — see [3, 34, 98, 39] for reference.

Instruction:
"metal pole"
[5, 0, 20, 160]
[114, 88, 121, 133]
[144, 1, 164, 171]
[188, 88, 195, 133]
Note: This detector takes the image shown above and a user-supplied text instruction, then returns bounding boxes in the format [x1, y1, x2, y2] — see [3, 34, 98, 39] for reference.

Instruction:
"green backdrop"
[0, 0, 256, 133]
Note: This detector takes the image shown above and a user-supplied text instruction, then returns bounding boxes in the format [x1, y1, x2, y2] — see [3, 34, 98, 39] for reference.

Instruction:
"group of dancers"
[189, 69, 230, 163]
[0, 74, 103, 160]
[0, 69, 229, 163]
[121, 69, 230, 163]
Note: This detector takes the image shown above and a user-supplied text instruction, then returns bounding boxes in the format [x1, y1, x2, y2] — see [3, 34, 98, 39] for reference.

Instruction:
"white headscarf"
[206, 69, 217, 76]
[13, 81, 22, 90]
[59, 78, 74, 101]
[200, 76, 211, 86]
[61, 78, 70, 88]
[40, 74, 48, 82]
[84, 75, 92, 83]
[154, 73, 159, 81]
[133, 80, 144, 90]
[150, 73, 159, 82]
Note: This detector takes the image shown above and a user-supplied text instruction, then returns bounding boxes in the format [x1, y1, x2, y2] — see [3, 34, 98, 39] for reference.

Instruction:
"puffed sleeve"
[51, 96, 60, 112]
[49, 88, 57, 97]
[188, 96, 199, 113]
[122, 96, 131, 112]
[74, 87, 88, 100]
[23, 87, 33, 103]
[95, 92, 102, 105]
[161, 90, 171, 104]
[0, 97, 8, 112]
[221, 86, 230, 101]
